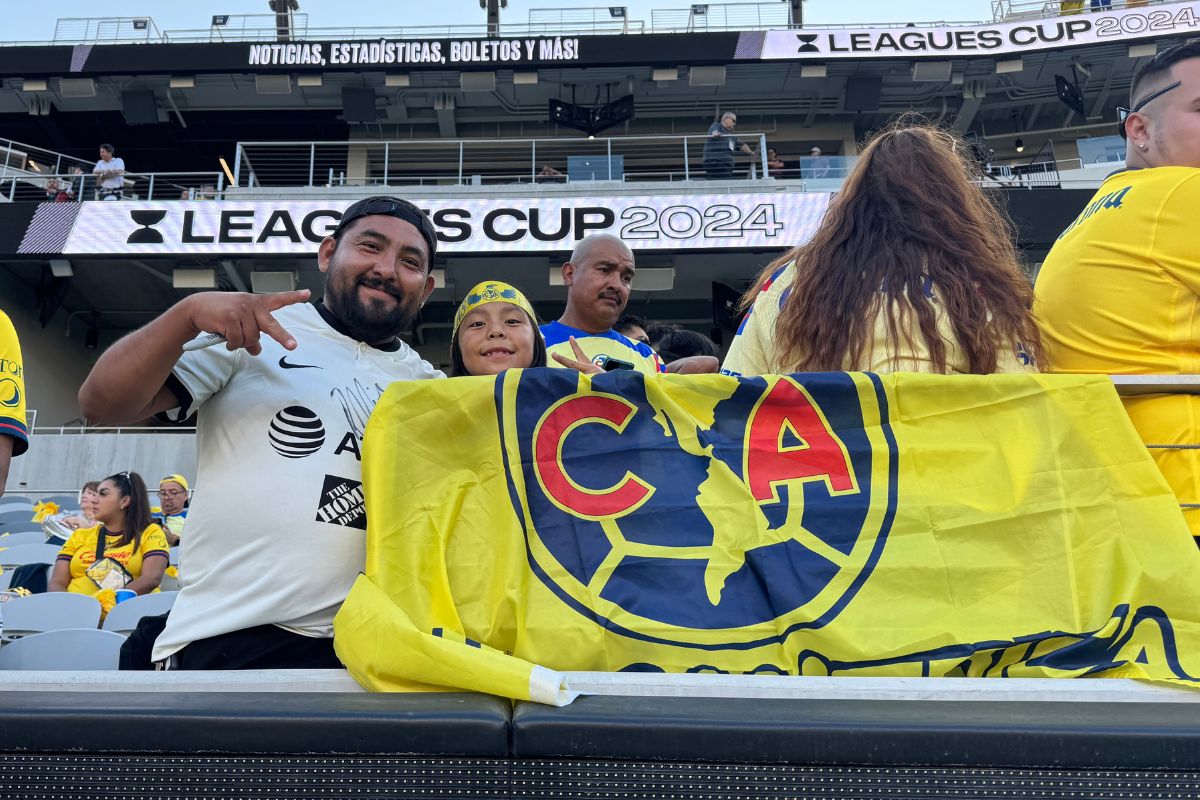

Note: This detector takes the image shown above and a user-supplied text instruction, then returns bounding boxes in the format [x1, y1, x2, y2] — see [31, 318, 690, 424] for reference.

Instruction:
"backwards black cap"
[333, 196, 438, 264]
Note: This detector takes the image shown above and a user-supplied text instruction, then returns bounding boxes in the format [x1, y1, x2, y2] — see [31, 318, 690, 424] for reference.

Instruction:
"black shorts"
[172, 624, 343, 670]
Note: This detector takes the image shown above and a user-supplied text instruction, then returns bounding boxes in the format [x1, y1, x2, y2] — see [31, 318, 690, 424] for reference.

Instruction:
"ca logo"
[500, 370, 896, 650]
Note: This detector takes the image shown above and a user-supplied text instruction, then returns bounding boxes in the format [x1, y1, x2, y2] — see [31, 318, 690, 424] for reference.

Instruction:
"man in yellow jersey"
[542, 234, 666, 376]
[1035, 41, 1200, 538]
[0, 310, 28, 497]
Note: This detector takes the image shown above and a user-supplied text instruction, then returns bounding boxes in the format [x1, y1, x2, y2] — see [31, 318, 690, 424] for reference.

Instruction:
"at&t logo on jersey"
[498, 370, 896, 652]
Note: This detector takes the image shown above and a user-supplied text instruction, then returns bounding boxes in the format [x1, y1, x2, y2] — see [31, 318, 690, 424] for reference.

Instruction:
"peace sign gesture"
[551, 336, 604, 375]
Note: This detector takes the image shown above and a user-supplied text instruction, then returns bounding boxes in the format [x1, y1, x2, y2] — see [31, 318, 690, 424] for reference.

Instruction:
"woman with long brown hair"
[722, 121, 1042, 377]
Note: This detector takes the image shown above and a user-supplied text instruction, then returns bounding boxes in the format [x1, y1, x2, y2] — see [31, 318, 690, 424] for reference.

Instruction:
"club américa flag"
[334, 370, 1200, 704]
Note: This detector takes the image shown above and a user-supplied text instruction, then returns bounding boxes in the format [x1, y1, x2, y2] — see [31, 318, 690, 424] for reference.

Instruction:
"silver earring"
[1139, 142, 1148, 150]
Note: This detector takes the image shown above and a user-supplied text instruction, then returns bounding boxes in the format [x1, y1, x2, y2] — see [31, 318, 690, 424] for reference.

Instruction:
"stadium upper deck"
[0, 1, 1196, 174]
[0, 0, 1196, 423]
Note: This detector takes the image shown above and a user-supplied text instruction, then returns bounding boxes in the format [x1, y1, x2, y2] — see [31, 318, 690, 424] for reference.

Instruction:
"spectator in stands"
[542, 235, 666, 375]
[67, 166, 86, 202]
[723, 121, 1042, 378]
[614, 314, 650, 346]
[199, 183, 216, 200]
[1035, 41, 1200, 539]
[0, 310, 28, 498]
[44, 178, 71, 202]
[806, 147, 832, 179]
[537, 165, 565, 183]
[48, 471, 169, 598]
[154, 473, 189, 546]
[652, 327, 721, 374]
[449, 280, 600, 377]
[44, 480, 101, 542]
[703, 112, 754, 180]
[78, 195, 444, 669]
[93, 144, 125, 201]
[766, 148, 786, 176]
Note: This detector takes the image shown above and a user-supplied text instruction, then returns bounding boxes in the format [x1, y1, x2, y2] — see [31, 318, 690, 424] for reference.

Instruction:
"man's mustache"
[359, 276, 402, 299]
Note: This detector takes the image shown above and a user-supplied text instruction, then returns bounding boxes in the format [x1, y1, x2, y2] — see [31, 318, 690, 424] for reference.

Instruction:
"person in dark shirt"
[703, 112, 754, 180]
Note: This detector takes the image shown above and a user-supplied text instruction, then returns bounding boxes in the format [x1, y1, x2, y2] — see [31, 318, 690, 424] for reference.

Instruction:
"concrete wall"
[4, 432, 196, 497]
[0, 269, 115, 427]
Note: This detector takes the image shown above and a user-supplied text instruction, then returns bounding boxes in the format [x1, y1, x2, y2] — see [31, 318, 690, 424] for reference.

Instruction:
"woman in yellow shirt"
[723, 122, 1042, 377]
[48, 471, 169, 597]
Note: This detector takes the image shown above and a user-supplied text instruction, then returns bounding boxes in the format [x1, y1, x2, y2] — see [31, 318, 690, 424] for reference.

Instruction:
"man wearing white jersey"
[79, 196, 444, 669]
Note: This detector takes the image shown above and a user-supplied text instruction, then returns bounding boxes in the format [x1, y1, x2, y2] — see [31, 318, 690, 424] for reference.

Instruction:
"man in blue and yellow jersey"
[542, 234, 665, 376]
[1035, 41, 1200, 538]
[0, 310, 28, 497]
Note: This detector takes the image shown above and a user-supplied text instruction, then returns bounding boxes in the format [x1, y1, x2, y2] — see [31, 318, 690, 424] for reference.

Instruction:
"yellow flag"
[334, 371, 1200, 702]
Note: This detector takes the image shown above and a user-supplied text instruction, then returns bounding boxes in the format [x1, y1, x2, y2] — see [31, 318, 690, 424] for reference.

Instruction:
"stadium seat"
[0, 592, 100, 641]
[169, 546, 180, 565]
[0, 523, 46, 536]
[0, 543, 60, 569]
[0, 532, 50, 547]
[0, 499, 33, 513]
[0, 628, 124, 670]
[0, 510, 34, 525]
[0, 572, 10, 591]
[102, 591, 177, 635]
[36, 496, 78, 508]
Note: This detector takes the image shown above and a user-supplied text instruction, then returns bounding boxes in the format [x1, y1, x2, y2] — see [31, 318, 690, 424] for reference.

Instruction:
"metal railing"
[0, 171, 225, 203]
[5, 3, 1080, 47]
[231, 133, 778, 190]
[992, 0, 1178, 23]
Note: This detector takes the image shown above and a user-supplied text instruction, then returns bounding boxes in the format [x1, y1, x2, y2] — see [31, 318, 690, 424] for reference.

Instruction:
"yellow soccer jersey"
[723, 263, 1034, 377]
[57, 523, 170, 595]
[1035, 166, 1200, 535]
[0, 310, 27, 455]
[541, 321, 665, 376]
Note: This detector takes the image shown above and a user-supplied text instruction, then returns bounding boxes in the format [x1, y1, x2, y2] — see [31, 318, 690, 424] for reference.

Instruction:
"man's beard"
[325, 272, 420, 344]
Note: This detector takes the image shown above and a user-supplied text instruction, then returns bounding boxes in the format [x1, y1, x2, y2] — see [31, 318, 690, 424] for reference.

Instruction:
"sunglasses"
[1117, 79, 1182, 139]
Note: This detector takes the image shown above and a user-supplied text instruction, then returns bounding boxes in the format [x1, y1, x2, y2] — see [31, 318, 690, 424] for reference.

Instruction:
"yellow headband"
[453, 281, 537, 335]
[161, 473, 189, 493]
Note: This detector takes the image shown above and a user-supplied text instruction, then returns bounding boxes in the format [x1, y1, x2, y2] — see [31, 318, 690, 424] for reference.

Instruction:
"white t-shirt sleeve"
[161, 339, 241, 421]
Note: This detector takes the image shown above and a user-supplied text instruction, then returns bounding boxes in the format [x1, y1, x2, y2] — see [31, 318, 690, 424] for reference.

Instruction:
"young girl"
[48, 471, 169, 598]
[450, 281, 598, 376]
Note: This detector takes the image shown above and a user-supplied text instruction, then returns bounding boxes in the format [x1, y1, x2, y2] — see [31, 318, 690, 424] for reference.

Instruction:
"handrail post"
[217, 171, 225, 197]
[683, 136, 689, 181]
[760, 134, 768, 179]
[383, 142, 389, 186]
[459, 140, 465, 185]
[607, 137, 613, 180]
[233, 142, 243, 188]
[529, 140, 535, 184]
[308, 143, 315, 187]
[147, 173, 155, 199]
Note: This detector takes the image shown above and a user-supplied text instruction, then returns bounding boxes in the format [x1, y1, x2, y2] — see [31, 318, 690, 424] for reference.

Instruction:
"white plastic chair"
[37, 496, 78, 508]
[102, 591, 177, 635]
[0, 628, 124, 670]
[0, 592, 101, 640]
[0, 510, 34, 525]
[0, 543, 61, 569]
[168, 546, 180, 565]
[0, 532, 51, 547]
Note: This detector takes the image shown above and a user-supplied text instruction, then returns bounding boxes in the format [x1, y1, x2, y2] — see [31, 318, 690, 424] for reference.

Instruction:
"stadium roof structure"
[0, 3, 1196, 171]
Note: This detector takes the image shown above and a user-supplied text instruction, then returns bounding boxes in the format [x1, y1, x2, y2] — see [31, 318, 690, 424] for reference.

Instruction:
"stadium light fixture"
[169, 76, 195, 89]
[212, 15, 230, 26]
[691, 4, 709, 13]
[298, 75, 323, 87]
[652, 67, 678, 82]
[1128, 42, 1157, 59]
[513, 72, 539, 85]
[21, 79, 48, 92]
[49, 259, 73, 278]
[132, 19, 149, 31]
[173, 268, 217, 290]
[995, 58, 1023, 75]
[384, 74, 410, 87]
[1014, 138, 1025, 153]
[609, 6, 626, 18]
[800, 64, 826, 78]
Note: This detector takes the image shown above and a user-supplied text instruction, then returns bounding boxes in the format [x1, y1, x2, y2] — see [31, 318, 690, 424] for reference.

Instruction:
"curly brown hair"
[743, 120, 1043, 374]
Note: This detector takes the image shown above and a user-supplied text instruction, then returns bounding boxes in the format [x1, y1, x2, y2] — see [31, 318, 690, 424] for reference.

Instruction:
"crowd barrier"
[1, 674, 1199, 798]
